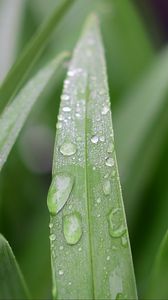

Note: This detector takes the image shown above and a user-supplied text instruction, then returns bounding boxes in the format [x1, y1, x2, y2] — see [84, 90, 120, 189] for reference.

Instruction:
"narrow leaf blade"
[0, 234, 30, 300]
[0, 0, 74, 112]
[48, 15, 137, 299]
[145, 230, 168, 299]
[0, 52, 67, 172]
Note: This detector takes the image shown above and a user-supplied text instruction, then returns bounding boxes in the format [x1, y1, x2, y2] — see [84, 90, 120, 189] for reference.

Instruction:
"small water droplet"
[107, 143, 114, 153]
[47, 173, 74, 215]
[100, 136, 105, 142]
[49, 234, 56, 241]
[63, 106, 71, 112]
[58, 114, 63, 121]
[63, 212, 82, 245]
[116, 293, 124, 300]
[105, 157, 114, 167]
[103, 180, 111, 195]
[107, 255, 110, 261]
[97, 198, 101, 204]
[68, 281, 72, 286]
[91, 135, 99, 144]
[60, 142, 76, 156]
[59, 270, 64, 276]
[97, 214, 101, 218]
[121, 235, 128, 247]
[61, 94, 70, 101]
[59, 245, 64, 250]
[93, 166, 96, 171]
[102, 106, 109, 115]
[108, 208, 126, 238]
[49, 222, 53, 229]
[78, 247, 82, 252]
[56, 122, 62, 129]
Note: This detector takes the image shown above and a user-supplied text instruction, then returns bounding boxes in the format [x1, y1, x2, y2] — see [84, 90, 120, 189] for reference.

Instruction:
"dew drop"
[63, 212, 82, 245]
[107, 143, 114, 153]
[91, 135, 99, 144]
[60, 142, 77, 156]
[107, 255, 110, 261]
[105, 157, 114, 167]
[49, 222, 53, 229]
[102, 106, 109, 115]
[58, 114, 63, 121]
[78, 247, 82, 252]
[59, 246, 64, 251]
[103, 180, 111, 195]
[100, 136, 105, 142]
[63, 106, 71, 112]
[56, 122, 62, 129]
[59, 270, 64, 276]
[108, 208, 126, 238]
[97, 198, 101, 204]
[47, 173, 74, 215]
[121, 235, 128, 247]
[49, 234, 56, 241]
[68, 282, 72, 286]
[61, 94, 70, 101]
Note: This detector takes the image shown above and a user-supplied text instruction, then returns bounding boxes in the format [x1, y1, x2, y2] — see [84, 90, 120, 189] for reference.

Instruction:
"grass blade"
[0, 0, 75, 112]
[0, 52, 68, 172]
[0, 234, 30, 299]
[0, 0, 25, 81]
[145, 230, 168, 299]
[48, 15, 137, 299]
[114, 47, 168, 223]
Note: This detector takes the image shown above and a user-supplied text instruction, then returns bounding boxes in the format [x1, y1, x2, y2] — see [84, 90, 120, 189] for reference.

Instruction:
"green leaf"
[0, 234, 30, 300]
[0, 0, 75, 113]
[48, 14, 137, 300]
[145, 230, 168, 299]
[0, 0, 25, 81]
[0, 52, 68, 172]
[114, 47, 168, 223]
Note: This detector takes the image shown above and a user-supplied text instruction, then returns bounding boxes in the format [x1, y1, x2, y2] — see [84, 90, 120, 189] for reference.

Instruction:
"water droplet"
[63, 106, 71, 112]
[93, 166, 96, 171]
[105, 157, 114, 167]
[61, 94, 70, 101]
[103, 180, 111, 195]
[116, 293, 124, 300]
[91, 135, 99, 144]
[97, 214, 101, 218]
[97, 198, 101, 204]
[49, 222, 53, 229]
[63, 212, 82, 245]
[56, 122, 62, 129]
[58, 114, 63, 121]
[49, 234, 56, 241]
[102, 106, 109, 115]
[78, 247, 82, 252]
[100, 136, 105, 142]
[121, 235, 128, 247]
[107, 255, 110, 261]
[59, 246, 64, 250]
[108, 208, 126, 238]
[107, 143, 114, 153]
[47, 173, 74, 215]
[68, 281, 72, 286]
[59, 270, 64, 276]
[60, 142, 76, 156]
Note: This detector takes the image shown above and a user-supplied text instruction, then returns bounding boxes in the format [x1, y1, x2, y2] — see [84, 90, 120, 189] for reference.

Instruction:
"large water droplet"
[60, 142, 77, 156]
[91, 135, 99, 144]
[108, 208, 126, 238]
[63, 212, 82, 245]
[47, 174, 74, 215]
[105, 157, 114, 167]
[103, 180, 111, 195]
[63, 106, 71, 112]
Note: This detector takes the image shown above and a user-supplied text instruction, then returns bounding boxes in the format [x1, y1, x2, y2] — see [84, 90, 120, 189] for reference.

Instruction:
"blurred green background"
[0, 0, 168, 298]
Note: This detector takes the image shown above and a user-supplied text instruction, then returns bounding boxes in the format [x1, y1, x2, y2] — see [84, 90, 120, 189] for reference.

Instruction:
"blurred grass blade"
[48, 15, 137, 299]
[114, 47, 168, 222]
[0, 0, 75, 113]
[145, 230, 168, 299]
[0, 234, 30, 300]
[0, 0, 25, 81]
[0, 52, 67, 172]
